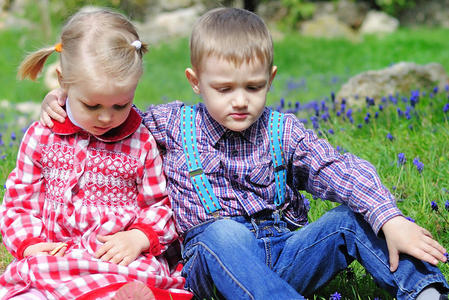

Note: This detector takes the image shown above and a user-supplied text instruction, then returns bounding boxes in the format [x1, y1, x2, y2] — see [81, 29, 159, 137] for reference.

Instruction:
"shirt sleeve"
[0, 122, 47, 259]
[128, 132, 178, 256]
[287, 115, 402, 234]
[133, 101, 184, 151]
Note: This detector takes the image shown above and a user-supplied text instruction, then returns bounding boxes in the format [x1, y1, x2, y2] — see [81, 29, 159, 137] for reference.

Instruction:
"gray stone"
[136, 5, 204, 44]
[301, 14, 359, 41]
[314, 0, 369, 29]
[336, 62, 449, 106]
[359, 10, 399, 34]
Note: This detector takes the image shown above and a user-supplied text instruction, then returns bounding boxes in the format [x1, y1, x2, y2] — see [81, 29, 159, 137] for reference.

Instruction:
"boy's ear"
[185, 68, 201, 94]
[269, 66, 278, 87]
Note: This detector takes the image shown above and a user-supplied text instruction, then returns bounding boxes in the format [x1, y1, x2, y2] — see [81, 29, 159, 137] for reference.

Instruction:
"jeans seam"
[189, 241, 256, 300]
[263, 237, 272, 268]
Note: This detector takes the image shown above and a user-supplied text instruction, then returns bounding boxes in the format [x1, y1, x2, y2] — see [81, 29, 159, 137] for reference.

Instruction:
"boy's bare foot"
[112, 282, 155, 300]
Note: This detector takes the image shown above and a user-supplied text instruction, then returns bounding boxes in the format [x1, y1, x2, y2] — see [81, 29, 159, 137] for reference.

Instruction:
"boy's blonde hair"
[18, 8, 148, 87]
[190, 7, 273, 72]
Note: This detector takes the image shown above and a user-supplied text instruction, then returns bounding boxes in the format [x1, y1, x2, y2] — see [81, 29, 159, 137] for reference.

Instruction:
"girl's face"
[65, 80, 137, 136]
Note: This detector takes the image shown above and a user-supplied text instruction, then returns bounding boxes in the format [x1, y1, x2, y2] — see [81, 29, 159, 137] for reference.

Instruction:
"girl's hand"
[95, 229, 150, 266]
[382, 215, 447, 272]
[23, 242, 68, 257]
[40, 88, 67, 127]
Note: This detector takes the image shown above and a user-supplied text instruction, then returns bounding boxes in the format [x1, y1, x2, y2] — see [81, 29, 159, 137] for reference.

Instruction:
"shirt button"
[257, 138, 263, 145]
[231, 150, 238, 157]
[233, 174, 239, 180]
[242, 193, 248, 199]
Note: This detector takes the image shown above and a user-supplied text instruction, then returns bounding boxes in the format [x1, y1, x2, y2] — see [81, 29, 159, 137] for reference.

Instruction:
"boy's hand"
[95, 229, 150, 266]
[40, 88, 67, 127]
[23, 242, 68, 257]
[382, 216, 447, 272]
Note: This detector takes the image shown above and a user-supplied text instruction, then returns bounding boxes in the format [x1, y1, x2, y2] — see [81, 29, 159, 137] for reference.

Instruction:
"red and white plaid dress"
[0, 109, 191, 300]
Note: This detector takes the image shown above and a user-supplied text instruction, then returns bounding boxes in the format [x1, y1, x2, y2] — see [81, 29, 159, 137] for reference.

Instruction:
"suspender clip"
[189, 168, 203, 177]
[274, 165, 285, 172]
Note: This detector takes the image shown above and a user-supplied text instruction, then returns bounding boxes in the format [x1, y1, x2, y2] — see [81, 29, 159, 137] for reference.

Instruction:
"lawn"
[1, 24, 449, 299]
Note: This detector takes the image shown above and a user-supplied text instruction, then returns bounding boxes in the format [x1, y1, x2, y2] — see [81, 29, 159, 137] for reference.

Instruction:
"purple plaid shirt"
[138, 101, 402, 236]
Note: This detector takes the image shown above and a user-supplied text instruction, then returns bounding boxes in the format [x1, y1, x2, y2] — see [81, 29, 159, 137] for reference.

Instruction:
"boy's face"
[186, 55, 277, 132]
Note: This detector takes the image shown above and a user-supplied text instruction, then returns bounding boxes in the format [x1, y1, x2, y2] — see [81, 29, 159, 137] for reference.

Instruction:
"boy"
[41, 7, 448, 300]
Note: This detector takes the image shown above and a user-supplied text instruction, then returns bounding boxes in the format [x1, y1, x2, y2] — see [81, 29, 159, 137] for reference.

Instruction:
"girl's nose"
[98, 110, 113, 123]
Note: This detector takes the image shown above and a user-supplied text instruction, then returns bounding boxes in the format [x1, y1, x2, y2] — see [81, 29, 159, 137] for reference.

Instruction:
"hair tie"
[131, 40, 142, 50]
[54, 43, 62, 53]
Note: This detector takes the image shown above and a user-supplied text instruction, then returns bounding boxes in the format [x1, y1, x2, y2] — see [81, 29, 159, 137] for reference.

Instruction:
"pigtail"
[17, 46, 57, 81]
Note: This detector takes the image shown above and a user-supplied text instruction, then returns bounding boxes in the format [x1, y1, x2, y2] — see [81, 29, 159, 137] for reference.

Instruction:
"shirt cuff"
[367, 202, 403, 235]
[128, 223, 162, 256]
[17, 237, 46, 259]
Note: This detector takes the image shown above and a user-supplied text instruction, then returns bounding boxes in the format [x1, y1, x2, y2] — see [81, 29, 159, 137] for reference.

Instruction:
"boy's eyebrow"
[209, 79, 268, 86]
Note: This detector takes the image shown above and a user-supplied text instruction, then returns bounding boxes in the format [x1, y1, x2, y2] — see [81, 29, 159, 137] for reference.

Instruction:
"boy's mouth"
[230, 113, 249, 120]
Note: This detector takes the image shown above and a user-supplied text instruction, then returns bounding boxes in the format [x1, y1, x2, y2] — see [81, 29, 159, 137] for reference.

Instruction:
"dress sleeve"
[128, 133, 178, 256]
[0, 122, 47, 259]
[287, 115, 402, 234]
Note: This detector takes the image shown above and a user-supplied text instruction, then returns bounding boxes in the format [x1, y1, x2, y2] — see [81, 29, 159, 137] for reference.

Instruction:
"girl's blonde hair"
[18, 8, 148, 87]
[190, 7, 273, 72]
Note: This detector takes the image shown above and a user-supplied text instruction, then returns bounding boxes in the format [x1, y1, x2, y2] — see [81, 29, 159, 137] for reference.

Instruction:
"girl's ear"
[185, 68, 200, 94]
[56, 68, 67, 91]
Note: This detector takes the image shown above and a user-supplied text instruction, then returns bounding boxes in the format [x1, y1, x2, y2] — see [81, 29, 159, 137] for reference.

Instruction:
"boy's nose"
[232, 91, 248, 108]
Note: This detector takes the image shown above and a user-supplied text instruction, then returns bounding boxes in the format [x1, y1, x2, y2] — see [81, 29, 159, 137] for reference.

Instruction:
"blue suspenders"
[268, 110, 286, 207]
[181, 106, 222, 214]
[180, 106, 286, 214]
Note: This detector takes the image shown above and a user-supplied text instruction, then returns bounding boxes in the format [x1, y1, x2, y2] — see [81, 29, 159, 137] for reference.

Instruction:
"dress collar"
[51, 107, 142, 142]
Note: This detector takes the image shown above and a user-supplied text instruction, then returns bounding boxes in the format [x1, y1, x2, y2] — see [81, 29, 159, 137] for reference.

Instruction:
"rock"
[336, 62, 449, 106]
[44, 61, 60, 91]
[15, 101, 41, 119]
[359, 10, 399, 34]
[314, 0, 369, 29]
[300, 14, 359, 41]
[136, 5, 204, 44]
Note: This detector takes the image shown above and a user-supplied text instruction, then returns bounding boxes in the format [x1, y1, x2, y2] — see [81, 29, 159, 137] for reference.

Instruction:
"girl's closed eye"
[83, 103, 100, 110]
[113, 103, 131, 110]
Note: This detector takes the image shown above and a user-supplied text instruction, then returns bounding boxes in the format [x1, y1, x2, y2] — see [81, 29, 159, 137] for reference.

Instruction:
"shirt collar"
[196, 102, 264, 145]
[51, 107, 142, 142]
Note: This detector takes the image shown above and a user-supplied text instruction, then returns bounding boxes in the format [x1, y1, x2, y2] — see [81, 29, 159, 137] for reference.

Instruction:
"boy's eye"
[247, 84, 264, 91]
[216, 87, 231, 93]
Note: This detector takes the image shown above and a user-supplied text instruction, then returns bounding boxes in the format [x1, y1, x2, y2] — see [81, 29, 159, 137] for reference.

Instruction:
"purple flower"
[328, 128, 335, 135]
[386, 133, 394, 141]
[433, 86, 439, 94]
[445, 200, 449, 212]
[397, 153, 406, 166]
[431, 201, 439, 212]
[330, 292, 341, 300]
[11, 132, 16, 141]
[444, 252, 449, 263]
[413, 157, 424, 173]
[357, 123, 363, 129]
[444, 103, 449, 113]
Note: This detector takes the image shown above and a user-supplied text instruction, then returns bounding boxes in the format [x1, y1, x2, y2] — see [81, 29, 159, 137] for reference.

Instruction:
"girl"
[0, 9, 192, 300]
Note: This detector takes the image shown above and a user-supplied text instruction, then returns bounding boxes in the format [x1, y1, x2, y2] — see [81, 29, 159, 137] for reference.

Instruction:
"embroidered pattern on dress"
[82, 148, 139, 207]
[41, 143, 139, 207]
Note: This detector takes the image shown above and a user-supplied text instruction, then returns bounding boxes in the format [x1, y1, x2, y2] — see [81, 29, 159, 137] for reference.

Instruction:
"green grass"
[1, 24, 449, 298]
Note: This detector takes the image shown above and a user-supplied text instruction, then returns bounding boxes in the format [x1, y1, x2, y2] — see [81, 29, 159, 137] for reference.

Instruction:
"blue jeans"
[181, 205, 448, 300]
